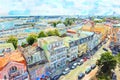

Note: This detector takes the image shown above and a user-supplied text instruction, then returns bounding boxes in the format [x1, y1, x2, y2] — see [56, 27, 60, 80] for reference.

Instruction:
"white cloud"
[0, 0, 120, 16]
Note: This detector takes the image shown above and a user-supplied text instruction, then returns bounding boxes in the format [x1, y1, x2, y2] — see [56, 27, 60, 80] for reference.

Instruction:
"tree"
[97, 52, 117, 73]
[38, 31, 48, 38]
[47, 30, 56, 36]
[52, 22, 57, 27]
[7, 36, 18, 49]
[63, 21, 68, 26]
[26, 34, 37, 45]
[54, 29, 60, 36]
[21, 42, 27, 48]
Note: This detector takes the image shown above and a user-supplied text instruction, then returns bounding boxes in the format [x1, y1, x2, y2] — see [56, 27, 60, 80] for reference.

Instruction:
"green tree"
[54, 29, 60, 36]
[52, 22, 57, 27]
[38, 31, 48, 38]
[7, 36, 18, 49]
[21, 42, 27, 48]
[47, 30, 56, 36]
[97, 52, 117, 73]
[63, 21, 68, 26]
[26, 34, 37, 45]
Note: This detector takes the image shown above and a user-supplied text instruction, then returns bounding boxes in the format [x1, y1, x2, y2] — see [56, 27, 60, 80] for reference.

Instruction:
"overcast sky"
[0, 0, 120, 16]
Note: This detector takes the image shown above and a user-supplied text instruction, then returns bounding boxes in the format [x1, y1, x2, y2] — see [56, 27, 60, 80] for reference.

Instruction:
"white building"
[38, 36, 67, 74]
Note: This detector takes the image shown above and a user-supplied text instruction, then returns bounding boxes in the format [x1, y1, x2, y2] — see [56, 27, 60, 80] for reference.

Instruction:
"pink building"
[0, 50, 29, 80]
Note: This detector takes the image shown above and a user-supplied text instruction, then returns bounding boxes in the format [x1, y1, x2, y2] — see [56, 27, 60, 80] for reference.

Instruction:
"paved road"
[59, 40, 110, 80]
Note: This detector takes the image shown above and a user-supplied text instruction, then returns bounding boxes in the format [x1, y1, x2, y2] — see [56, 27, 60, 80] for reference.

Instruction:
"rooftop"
[0, 50, 26, 71]
[38, 36, 63, 45]
[0, 43, 15, 55]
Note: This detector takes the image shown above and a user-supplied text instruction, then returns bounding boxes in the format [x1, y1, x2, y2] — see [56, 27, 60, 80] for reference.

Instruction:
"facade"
[0, 50, 29, 80]
[63, 37, 79, 62]
[38, 36, 67, 77]
[87, 33, 101, 51]
[22, 46, 50, 80]
[65, 30, 94, 57]
[78, 43, 88, 56]
[116, 30, 120, 45]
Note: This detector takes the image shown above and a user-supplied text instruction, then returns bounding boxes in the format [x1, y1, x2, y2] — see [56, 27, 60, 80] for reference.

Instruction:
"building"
[110, 24, 120, 52]
[77, 30, 94, 56]
[87, 33, 102, 54]
[0, 50, 29, 80]
[0, 43, 15, 56]
[82, 23, 111, 42]
[65, 29, 94, 57]
[21, 46, 50, 80]
[38, 36, 67, 77]
[63, 37, 79, 62]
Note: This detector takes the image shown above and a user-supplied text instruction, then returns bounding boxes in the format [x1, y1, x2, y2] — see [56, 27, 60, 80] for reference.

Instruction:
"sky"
[0, 0, 120, 16]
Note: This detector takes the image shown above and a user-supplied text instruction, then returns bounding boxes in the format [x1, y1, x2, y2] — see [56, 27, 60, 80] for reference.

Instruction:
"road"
[59, 40, 110, 80]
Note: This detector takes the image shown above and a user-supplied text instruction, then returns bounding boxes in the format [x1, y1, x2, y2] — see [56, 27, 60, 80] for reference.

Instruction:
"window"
[9, 66, 17, 73]
[4, 75, 7, 80]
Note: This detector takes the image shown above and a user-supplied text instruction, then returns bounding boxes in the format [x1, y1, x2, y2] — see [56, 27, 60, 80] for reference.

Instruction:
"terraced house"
[21, 46, 50, 80]
[38, 36, 67, 77]
[63, 37, 79, 62]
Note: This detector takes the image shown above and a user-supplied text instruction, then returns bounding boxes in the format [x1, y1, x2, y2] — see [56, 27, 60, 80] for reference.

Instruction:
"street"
[59, 40, 110, 80]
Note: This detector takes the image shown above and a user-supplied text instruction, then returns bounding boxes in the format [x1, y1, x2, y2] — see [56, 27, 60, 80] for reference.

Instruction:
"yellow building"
[78, 43, 88, 57]
[82, 23, 112, 42]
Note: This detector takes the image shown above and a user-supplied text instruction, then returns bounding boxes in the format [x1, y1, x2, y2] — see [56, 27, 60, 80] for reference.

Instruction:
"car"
[77, 62, 83, 65]
[52, 75, 61, 80]
[71, 63, 77, 69]
[85, 67, 92, 74]
[80, 59, 84, 62]
[73, 62, 78, 66]
[78, 73, 85, 80]
[91, 64, 96, 69]
[103, 48, 108, 51]
[62, 68, 70, 75]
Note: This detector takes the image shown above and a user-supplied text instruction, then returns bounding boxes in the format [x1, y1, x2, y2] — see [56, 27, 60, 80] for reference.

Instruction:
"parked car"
[52, 75, 61, 80]
[85, 67, 92, 74]
[62, 68, 70, 75]
[77, 61, 83, 66]
[103, 48, 108, 51]
[77, 59, 84, 65]
[71, 63, 77, 69]
[78, 73, 85, 80]
[80, 59, 84, 62]
[91, 64, 96, 69]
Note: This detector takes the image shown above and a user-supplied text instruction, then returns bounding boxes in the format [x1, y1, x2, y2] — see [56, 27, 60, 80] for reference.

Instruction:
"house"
[38, 36, 67, 78]
[0, 50, 29, 80]
[63, 37, 79, 62]
[87, 33, 102, 54]
[77, 30, 94, 56]
[22, 46, 50, 80]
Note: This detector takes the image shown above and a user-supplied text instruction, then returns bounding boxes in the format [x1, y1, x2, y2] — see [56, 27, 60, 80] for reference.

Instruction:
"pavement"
[59, 40, 110, 80]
